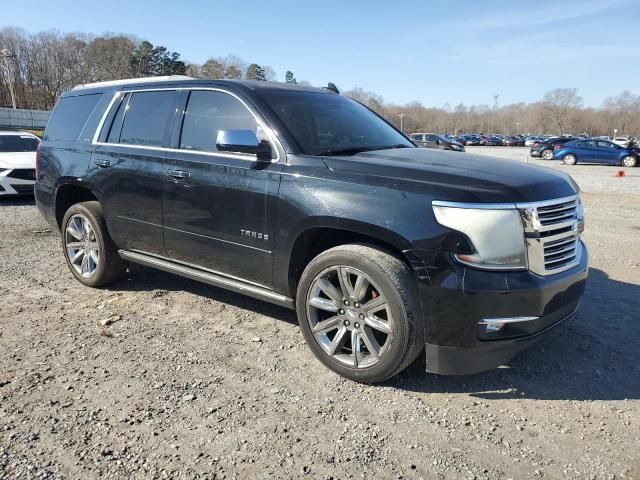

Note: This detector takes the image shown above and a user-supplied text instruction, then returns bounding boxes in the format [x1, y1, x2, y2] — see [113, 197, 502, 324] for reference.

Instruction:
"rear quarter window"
[44, 94, 102, 142]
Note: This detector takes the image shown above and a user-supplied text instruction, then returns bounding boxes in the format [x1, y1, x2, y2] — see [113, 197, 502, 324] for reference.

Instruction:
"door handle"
[167, 169, 190, 180]
[94, 159, 112, 168]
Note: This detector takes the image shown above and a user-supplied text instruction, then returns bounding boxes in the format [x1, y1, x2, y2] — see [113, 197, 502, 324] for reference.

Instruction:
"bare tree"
[602, 90, 639, 135]
[542, 88, 583, 134]
[200, 58, 225, 79]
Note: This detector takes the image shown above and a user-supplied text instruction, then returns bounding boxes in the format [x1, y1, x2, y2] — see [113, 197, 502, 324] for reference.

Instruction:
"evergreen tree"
[129, 41, 185, 77]
[285, 70, 297, 84]
[245, 63, 266, 81]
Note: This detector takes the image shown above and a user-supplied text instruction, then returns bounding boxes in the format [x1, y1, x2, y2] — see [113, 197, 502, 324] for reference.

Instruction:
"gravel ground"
[1, 148, 639, 479]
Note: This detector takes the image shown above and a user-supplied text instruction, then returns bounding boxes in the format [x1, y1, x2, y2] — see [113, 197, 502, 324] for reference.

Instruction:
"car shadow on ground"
[110, 263, 299, 325]
[112, 264, 639, 401]
[391, 268, 640, 401]
[0, 196, 35, 206]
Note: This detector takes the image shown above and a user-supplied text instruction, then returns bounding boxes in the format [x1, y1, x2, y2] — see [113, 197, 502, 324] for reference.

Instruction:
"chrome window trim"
[91, 87, 283, 163]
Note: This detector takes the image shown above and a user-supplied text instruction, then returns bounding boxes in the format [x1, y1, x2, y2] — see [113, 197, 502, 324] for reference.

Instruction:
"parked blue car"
[553, 140, 637, 167]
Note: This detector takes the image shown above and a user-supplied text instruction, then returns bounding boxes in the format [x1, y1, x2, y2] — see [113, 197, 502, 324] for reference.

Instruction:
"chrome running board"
[118, 249, 294, 309]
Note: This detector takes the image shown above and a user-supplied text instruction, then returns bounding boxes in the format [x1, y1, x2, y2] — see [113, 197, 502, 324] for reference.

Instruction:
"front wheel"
[542, 149, 553, 160]
[621, 155, 637, 167]
[61, 201, 127, 287]
[296, 244, 423, 383]
[563, 154, 577, 165]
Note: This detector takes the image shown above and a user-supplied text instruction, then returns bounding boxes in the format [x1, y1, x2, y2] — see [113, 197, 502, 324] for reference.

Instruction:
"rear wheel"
[563, 154, 577, 165]
[621, 155, 637, 167]
[541, 149, 553, 160]
[296, 244, 423, 383]
[61, 201, 127, 287]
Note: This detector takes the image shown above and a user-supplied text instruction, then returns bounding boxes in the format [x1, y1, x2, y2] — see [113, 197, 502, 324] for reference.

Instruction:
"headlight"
[433, 202, 527, 270]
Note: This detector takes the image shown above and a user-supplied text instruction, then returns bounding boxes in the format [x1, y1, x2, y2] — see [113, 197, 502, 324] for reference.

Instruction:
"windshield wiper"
[374, 144, 412, 150]
[314, 144, 411, 156]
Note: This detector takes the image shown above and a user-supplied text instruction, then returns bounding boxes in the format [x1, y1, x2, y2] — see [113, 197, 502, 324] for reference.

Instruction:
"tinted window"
[44, 94, 101, 142]
[259, 91, 412, 155]
[0, 135, 39, 152]
[411, 134, 423, 141]
[119, 91, 176, 147]
[179, 91, 258, 153]
[106, 93, 130, 143]
[597, 141, 616, 149]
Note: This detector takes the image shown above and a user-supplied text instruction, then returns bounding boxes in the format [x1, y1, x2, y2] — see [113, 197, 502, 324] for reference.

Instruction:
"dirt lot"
[1, 148, 639, 480]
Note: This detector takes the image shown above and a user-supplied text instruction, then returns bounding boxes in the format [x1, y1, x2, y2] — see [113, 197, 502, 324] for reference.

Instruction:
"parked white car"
[612, 136, 631, 148]
[524, 136, 543, 146]
[0, 130, 40, 196]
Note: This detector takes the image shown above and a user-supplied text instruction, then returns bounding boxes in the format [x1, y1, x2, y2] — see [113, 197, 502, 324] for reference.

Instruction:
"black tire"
[563, 154, 577, 165]
[296, 244, 423, 383]
[61, 201, 127, 287]
[541, 149, 553, 160]
[621, 155, 637, 167]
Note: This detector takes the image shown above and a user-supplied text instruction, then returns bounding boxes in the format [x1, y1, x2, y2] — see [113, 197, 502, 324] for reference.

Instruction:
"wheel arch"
[54, 181, 99, 228]
[284, 218, 415, 298]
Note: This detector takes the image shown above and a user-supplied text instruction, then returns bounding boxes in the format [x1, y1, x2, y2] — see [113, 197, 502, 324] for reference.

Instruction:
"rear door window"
[44, 94, 102, 142]
[118, 91, 176, 147]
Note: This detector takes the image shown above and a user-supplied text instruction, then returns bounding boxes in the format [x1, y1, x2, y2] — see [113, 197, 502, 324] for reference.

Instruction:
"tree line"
[346, 87, 640, 137]
[1, 26, 638, 137]
[0, 27, 298, 110]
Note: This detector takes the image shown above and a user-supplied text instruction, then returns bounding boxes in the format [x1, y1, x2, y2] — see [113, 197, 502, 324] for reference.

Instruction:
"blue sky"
[3, 0, 639, 107]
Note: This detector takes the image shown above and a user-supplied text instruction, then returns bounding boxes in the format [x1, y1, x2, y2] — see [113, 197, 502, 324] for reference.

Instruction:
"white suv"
[0, 130, 40, 196]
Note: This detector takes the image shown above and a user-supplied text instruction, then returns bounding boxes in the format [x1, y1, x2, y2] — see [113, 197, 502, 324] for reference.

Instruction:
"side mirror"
[216, 130, 272, 161]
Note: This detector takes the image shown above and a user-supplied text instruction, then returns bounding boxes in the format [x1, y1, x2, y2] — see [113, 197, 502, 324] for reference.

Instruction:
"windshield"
[0, 135, 39, 153]
[258, 91, 413, 155]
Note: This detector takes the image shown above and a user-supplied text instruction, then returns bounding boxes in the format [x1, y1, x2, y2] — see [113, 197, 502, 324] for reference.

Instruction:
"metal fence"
[0, 107, 50, 130]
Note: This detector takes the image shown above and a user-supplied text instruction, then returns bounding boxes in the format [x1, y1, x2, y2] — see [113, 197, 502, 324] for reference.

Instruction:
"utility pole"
[397, 113, 406, 133]
[515, 122, 520, 135]
[0, 49, 17, 109]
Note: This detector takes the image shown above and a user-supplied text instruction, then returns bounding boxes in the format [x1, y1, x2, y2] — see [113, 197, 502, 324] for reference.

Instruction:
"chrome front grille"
[537, 198, 578, 226]
[517, 195, 583, 276]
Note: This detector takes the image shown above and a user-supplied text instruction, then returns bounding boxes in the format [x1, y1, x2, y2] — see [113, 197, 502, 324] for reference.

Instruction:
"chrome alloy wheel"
[65, 214, 100, 278]
[306, 266, 393, 368]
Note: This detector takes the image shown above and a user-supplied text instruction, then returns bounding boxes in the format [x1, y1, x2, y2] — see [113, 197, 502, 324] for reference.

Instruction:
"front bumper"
[409, 241, 588, 375]
[0, 172, 35, 196]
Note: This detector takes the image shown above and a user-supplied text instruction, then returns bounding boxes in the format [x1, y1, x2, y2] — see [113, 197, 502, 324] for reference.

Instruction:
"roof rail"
[72, 75, 194, 91]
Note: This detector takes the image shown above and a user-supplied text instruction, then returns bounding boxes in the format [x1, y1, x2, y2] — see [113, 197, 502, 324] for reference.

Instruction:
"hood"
[0, 152, 36, 170]
[323, 147, 578, 204]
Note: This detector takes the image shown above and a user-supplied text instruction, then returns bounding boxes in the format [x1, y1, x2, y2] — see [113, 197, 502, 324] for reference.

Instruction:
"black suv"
[409, 133, 465, 152]
[35, 77, 588, 383]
